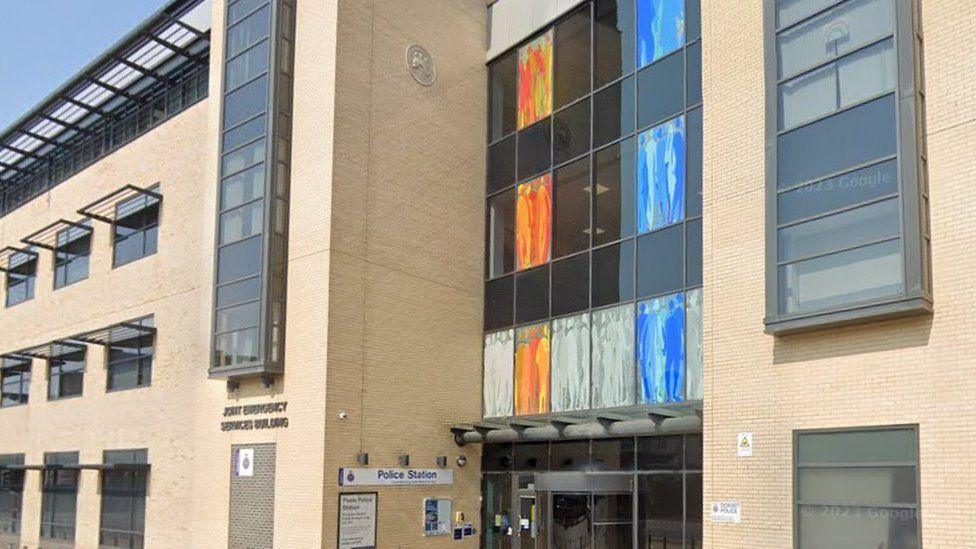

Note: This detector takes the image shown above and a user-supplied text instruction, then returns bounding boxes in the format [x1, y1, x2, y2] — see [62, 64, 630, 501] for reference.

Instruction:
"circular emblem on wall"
[406, 45, 436, 87]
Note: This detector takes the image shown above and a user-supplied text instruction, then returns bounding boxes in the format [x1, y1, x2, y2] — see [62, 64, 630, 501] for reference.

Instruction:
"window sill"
[765, 295, 933, 335]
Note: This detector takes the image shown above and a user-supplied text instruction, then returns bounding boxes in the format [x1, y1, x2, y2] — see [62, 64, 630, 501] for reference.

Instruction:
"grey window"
[5, 251, 36, 308]
[765, 0, 930, 332]
[107, 318, 155, 392]
[54, 222, 92, 289]
[99, 450, 148, 549]
[0, 357, 30, 407]
[40, 452, 79, 542]
[0, 454, 25, 538]
[48, 347, 85, 401]
[795, 426, 920, 549]
[113, 192, 159, 268]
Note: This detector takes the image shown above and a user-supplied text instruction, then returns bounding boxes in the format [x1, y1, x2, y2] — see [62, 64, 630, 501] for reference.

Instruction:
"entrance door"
[547, 489, 633, 549]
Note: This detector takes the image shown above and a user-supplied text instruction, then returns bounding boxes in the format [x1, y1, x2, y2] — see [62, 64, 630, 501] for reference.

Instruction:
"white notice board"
[338, 492, 378, 549]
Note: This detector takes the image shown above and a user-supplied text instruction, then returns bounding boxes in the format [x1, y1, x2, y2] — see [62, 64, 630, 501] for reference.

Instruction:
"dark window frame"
[0, 454, 25, 538]
[98, 449, 148, 549]
[112, 190, 160, 269]
[106, 318, 155, 393]
[39, 452, 79, 543]
[53, 222, 92, 290]
[793, 425, 921, 549]
[47, 347, 86, 401]
[0, 357, 31, 408]
[764, 0, 931, 333]
[4, 251, 37, 308]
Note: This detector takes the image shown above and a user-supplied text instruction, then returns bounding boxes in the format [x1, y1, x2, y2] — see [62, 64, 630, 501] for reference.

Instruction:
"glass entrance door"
[548, 489, 633, 549]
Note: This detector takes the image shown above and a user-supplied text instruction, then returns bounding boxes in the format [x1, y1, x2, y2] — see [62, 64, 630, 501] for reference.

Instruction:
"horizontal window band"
[224, 36, 270, 66]
[226, 2, 272, 34]
[796, 501, 919, 510]
[221, 134, 267, 161]
[214, 298, 262, 315]
[776, 192, 899, 229]
[777, 90, 897, 138]
[776, 235, 900, 267]
[776, 155, 898, 194]
[222, 111, 267, 137]
[221, 70, 270, 99]
[774, 0, 848, 34]
[218, 195, 265, 216]
[216, 273, 264, 289]
[797, 462, 917, 469]
[776, 34, 894, 85]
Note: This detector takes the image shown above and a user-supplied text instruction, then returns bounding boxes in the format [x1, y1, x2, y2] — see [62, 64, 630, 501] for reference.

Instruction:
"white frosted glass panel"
[837, 39, 896, 106]
[685, 289, 702, 400]
[552, 313, 591, 412]
[779, 64, 836, 130]
[483, 330, 514, 418]
[777, 0, 894, 80]
[591, 304, 636, 408]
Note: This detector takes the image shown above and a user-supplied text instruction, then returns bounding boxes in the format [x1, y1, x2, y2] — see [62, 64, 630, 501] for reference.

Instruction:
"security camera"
[338, 411, 348, 420]
[456, 455, 468, 467]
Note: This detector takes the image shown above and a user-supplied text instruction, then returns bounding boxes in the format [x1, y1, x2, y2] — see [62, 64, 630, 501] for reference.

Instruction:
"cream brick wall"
[702, 1, 976, 548]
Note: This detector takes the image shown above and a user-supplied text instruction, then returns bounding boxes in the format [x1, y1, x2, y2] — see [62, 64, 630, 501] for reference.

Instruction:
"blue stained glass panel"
[637, 292, 685, 403]
[637, 115, 686, 232]
[637, 0, 685, 68]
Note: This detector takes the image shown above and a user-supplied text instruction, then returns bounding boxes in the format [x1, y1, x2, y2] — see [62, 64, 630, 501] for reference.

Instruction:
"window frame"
[792, 425, 922, 549]
[39, 452, 79, 543]
[53, 223, 92, 290]
[112, 190, 160, 269]
[98, 449, 148, 549]
[763, 0, 931, 334]
[46, 347, 86, 401]
[106, 318, 155, 393]
[0, 357, 31, 408]
[4, 251, 37, 308]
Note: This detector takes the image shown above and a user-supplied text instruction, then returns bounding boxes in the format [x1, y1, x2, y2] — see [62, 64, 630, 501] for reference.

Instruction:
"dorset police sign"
[338, 468, 453, 487]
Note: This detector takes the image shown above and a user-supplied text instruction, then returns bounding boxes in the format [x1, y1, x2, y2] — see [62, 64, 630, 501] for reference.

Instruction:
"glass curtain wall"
[484, 0, 703, 418]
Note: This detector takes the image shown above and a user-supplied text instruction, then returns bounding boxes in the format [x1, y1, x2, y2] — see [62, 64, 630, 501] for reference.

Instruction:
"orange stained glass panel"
[515, 323, 551, 415]
[517, 30, 553, 130]
[516, 174, 552, 270]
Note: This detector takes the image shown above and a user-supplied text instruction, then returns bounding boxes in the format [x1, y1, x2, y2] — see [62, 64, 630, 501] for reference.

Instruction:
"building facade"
[0, 0, 972, 548]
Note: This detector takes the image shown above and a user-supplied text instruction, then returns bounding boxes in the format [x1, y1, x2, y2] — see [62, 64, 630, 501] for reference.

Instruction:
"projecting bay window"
[113, 191, 160, 268]
[0, 357, 30, 407]
[99, 450, 149, 549]
[47, 345, 85, 401]
[53, 221, 92, 289]
[210, 0, 295, 380]
[764, 0, 930, 333]
[40, 452, 79, 543]
[4, 250, 36, 308]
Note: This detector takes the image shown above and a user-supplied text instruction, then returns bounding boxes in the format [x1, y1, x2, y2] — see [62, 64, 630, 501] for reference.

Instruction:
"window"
[99, 450, 148, 549]
[40, 452, 79, 543]
[113, 191, 159, 267]
[48, 346, 85, 400]
[484, 0, 703, 418]
[795, 427, 920, 549]
[0, 454, 25, 539]
[5, 251, 36, 308]
[53, 222, 92, 289]
[0, 357, 30, 407]
[765, 0, 930, 332]
[107, 318, 155, 392]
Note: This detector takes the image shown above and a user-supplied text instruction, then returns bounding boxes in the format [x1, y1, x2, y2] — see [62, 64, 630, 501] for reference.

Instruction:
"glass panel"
[636, 224, 684, 298]
[779, 238, 903, 314]
[779, 38, 895, 130]
[686, 218, 702, 286]
[778, 198, 899, 262]
[685, 434, 703, 469]
[220, 199, 264, 245]
[223, 74, 269, 128]
[594, 137, 636, 245]
[485, 276, 514, 331]
[777, 0, 895, 80]
[798, 466, 918, 505]
[554, 6, 591, 109]
[224, 114, 267, 152]
[776, 0, 844, 29]
[514, 323, 551, 415]
[222, 138, 266, 175]
[487, 188, 517, 277]
[594, 0, 636, 88]
[515, 442, 549, 470]
[216, 301, 261, 333]
[217, 235, 263, 283]
[518, 118, 552, 180]
[637, 51, 685, 128]
[553, 158, 590, 258]
[591, 303, 636, 408]
[686, 0, 701, 41]
[777, 159, 897, 224]
[225, 39, 270, 91]
[551, 313, 590, 412]
[638, 115, 685, 232]
[484, 330, 515, 418]
[489, 50, 518, 142]
[594, 523, 633, 549]
[592, 241, 635, 307]
[637, 293, 686, 403]
[778, 93, 896, 188]
[594, 492, 633, 522]
[685, 288, 702, 400]
[226, 5, 271, 58]
[593, 77, 635, 148]
[592, 438, 635, 471]
[214, 327, 260, 367]
[552, 254, 590, 317]
[483, 445, 513, 472]
[686, 40, 702, 105]
[637, 473, 683, 547]
[518, 30, 554, 130]
[216, 277, 262, 308]
[551, 441, 589, 471]
[553, 98, 590, 166]
[488, 135, 517, 194]
[516, 175, 553, 270]
[797, 505, 919, 549]
[637, 0, 685, 67]
[516, 265, 549, 324]
[797, 428, 917, 464]
[686, 472, 703, 544]
[552, 494, 590, 547]
[221, 163, 266, 210]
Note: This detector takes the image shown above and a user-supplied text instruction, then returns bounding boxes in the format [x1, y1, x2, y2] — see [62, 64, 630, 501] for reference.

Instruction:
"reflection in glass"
[552, 253, 590, 317]
[554, 6, 592, 109]
[594, 0, 636, 88]
[593, 77, 635, 148]
[516, 266, 550, 324]
[489, 50, 518, 142]
[636, 225, 684, 298]
[553, 98, 591, 165]
[593, 241, 635, 307]
[487, 188, 516, 277]
[638, 474, 684, 547]
[594, 138, 636, 244]
[553, 158, 591, 258]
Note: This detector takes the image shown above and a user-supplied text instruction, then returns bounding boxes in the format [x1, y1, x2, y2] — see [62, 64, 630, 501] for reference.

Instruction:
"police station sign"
[338, 468, 453, 487]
